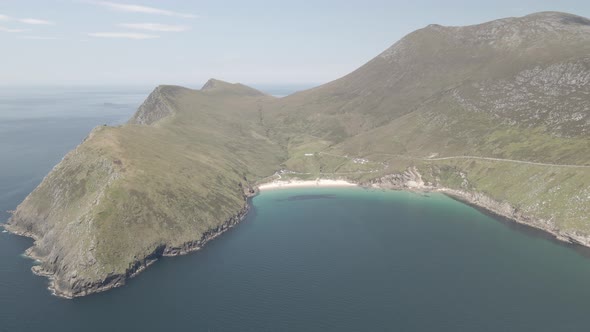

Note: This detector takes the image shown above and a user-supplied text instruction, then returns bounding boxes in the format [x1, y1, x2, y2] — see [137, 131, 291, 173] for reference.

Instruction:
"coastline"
[361, 168, 590, 249]
[3, 198, 253, 299]
[258, 179, 358, 191]
[435, 188, 590, 248]
[256, 174, 590, 249]
[5, 171, 590, 299]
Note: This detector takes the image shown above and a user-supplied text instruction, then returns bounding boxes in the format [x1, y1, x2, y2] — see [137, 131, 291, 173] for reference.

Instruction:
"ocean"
[1, 87, 590, 331]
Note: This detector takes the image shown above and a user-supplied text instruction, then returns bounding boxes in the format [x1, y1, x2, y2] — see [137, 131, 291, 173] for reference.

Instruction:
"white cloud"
[0, 26, 28, 33]
[19, 18, 54, 25]
[0, 14, 54, 25]
[88, 32, 159, 39]
[20, 35, 59, 40]
[93, 1, 197, 18]
[118, 23, 189, 32]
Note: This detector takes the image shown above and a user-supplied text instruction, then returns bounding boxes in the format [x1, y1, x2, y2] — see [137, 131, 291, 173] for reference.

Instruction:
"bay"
[2, 88, 590, 331]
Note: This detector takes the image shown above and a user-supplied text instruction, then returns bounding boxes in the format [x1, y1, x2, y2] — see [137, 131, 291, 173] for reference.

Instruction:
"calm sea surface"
[2, 87, 590, 331]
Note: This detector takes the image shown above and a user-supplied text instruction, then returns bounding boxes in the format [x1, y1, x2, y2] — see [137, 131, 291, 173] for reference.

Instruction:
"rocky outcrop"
[128, 86, 178, 125]
[162, 202, 250, 256]
[6, 198, 252, 299]
[5, 11, 590, 300]
[201, 78, 268, 97]
[363, 167, 590, 249]
[365, 167, 432, 189]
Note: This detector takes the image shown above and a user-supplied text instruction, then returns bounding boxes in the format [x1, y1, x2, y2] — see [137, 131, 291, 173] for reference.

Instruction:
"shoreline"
[257, 175, 589, 250]
[435, 188, 590, 248]
[257, 179, 358, 191]
[5, 173, 590, 299]
[3, 199, 253, 299]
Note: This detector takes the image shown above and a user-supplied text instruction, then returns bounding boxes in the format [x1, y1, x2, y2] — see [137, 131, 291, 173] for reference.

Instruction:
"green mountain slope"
[6, 83, 285, 297]
[6, 11, 590, 297]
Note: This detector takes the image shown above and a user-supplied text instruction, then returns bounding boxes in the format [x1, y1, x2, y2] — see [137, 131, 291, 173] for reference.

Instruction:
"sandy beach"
[258, 179, 358, 191]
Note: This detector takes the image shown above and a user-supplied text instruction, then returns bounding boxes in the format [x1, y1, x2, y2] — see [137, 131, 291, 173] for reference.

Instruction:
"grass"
[10, 13, 590, 293]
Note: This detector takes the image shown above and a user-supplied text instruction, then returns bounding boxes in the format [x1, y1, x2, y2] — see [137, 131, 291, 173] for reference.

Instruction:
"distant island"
[5, 11, 590, 298]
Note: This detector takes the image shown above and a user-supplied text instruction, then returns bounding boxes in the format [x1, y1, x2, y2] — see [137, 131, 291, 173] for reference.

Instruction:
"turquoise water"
[2, 88, 590, 331]
[2, 188, 590, 331]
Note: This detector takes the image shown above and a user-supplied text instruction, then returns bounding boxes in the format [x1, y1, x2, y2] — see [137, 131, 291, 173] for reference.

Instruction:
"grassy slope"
[7, 12, 590, 296]
[276, 93, 590, 239]
[266, 12, 590, 240]
[8, 84, 285, 291]
[93, 86, 286, 276]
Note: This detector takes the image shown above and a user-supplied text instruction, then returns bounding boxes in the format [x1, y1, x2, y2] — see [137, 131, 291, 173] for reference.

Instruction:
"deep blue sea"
[2, 87, 590, 331]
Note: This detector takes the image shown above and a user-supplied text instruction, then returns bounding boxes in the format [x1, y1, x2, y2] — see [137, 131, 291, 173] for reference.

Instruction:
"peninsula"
[5, 11, 590, 298]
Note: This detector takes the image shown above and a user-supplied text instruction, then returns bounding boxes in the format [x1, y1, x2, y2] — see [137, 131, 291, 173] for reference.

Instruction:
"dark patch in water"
[561, 16, 590, 26]
[279, 194, 338, 201]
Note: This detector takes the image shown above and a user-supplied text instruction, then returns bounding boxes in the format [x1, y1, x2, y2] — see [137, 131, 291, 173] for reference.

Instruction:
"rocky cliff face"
[9, 200, 251, 298]
[128, 86, 186, 125]
[364, 166, 590, 249]
[6, 11, 590, 298]
[5, 127, 124, 297]
[201, 78, 267, 97]
[6, 77, 279, 298]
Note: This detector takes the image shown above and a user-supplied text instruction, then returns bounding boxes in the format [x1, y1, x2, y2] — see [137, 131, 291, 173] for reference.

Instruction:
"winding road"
[371, 153, 590, 169]
[319, 152, 590, 169]
[258, 151, 590, 184]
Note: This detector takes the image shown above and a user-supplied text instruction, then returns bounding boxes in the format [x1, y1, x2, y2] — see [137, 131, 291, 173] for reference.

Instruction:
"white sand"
[258, 179, 358, 191]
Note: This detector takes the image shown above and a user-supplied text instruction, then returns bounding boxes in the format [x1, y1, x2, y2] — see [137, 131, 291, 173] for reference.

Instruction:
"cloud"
[19, 18, 54, 25]
[0, 14, 54, 25]
[93, 1, 197, 18]
[0, 26, 28, 33]
[118, 23, 189, 32]
[20, 35, 59, 40]
[88, 32, 159, 39]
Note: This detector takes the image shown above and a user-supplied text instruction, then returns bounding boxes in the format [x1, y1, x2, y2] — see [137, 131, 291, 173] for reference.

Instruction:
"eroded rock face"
[6, 11, 590, 299]
[453, 58, 590, 136]
[8, 198, 251, 299]
[5, 142, 122, 298]
[365, 167, 429, 189]
[364, 166, 590, 249]
[128, 86, 177, 125]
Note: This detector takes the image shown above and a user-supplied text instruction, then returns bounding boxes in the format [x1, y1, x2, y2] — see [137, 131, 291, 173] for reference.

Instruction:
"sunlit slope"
[8, 83, 284, 296]
[267, 12, 590, 242]
[269, 12, 590, 146]
[7, 11, 590, 297]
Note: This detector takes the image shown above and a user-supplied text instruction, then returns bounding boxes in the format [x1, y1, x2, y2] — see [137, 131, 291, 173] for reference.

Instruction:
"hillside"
[6, 11, 590, 297]
[5, 82, 285, 297]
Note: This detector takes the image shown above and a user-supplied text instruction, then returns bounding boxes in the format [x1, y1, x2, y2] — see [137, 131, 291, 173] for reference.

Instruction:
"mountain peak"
[201, 78, 267, 97]
[201, 78, 226, 91]
[524, 11, 590, 25]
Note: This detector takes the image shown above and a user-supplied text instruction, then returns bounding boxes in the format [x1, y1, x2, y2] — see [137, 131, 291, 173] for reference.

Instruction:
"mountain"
[5, 82, 284, 297]
[5, 12, 590, 298]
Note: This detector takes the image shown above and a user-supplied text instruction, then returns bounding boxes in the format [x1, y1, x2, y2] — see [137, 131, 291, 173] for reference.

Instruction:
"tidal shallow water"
[2, 88, 590, 331]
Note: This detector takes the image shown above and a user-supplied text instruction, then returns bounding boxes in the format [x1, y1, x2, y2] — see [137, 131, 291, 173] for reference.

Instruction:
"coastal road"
[318, 152, 590, 169]
[258, 151, 590, 184]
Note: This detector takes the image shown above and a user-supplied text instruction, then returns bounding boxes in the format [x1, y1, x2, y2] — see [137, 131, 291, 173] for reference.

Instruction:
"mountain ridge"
[6, 11, 590, 298]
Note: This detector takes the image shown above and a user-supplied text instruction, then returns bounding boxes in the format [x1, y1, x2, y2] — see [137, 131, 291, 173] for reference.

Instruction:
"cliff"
[7, 12, 590, 297]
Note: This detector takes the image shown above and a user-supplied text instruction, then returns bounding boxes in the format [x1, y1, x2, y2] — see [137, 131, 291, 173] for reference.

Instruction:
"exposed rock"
[7, 197, 251, 299]
[128, 86, 183, 125]
[6, 11, 590, 299]
[363, 167, 590, 249]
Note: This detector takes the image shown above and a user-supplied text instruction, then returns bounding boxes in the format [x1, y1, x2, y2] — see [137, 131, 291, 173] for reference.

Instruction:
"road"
[318, 152, 590, 169]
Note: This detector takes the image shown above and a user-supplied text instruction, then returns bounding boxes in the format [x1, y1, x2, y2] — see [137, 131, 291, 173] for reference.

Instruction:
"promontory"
[6, 11, 590, 298]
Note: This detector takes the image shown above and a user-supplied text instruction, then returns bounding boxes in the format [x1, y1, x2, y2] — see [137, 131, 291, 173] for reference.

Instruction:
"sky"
[1, 0, 590, 88]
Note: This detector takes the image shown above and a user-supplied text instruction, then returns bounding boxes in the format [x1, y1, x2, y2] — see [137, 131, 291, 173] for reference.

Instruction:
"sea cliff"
[364, 167, 590, 249]
[5, 198, 252, 298]
[5, 11, 590, 298]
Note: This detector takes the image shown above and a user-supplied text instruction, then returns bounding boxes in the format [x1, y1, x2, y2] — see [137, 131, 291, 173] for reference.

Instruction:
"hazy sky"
[1, 0, 589, 87]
